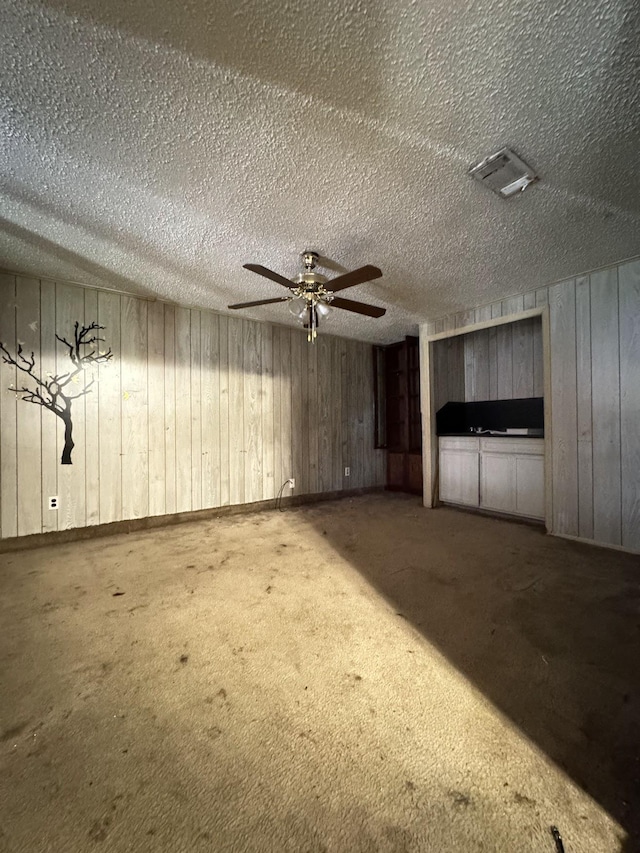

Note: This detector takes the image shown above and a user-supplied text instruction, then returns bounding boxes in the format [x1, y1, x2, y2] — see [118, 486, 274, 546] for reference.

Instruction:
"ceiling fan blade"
[228, 297, 289, 309]
[327, 265, 382, 293]
[331, 296, 386, 318]
[243, 263, 295, 290]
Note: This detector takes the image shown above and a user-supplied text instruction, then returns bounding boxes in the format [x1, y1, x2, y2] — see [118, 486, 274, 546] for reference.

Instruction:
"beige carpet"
[1, 493, 639, 852]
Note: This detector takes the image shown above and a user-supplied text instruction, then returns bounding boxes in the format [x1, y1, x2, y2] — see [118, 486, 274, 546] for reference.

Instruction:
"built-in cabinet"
[439, 437, 480, 507]
[439, 436, 544, 520]
[375, 336, 422, 494]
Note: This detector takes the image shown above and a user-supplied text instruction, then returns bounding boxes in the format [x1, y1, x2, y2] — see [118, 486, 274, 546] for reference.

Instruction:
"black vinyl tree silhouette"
[0, 321, 112, 464]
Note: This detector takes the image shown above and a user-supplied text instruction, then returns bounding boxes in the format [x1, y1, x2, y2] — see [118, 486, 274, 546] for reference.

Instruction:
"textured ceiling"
[1, 0, 639, 343]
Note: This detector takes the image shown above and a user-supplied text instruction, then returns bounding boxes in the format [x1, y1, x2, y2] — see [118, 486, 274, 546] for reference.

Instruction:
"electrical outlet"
[48, 496, 59, 510]
[344, 467, 350, 477]
[289, 478, 295, 489]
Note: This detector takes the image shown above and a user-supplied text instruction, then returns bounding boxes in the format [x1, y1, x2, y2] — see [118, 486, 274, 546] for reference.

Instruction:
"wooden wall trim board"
[0, 274, 385, 539]
[426, 307, 543, 341]
[419, 257, 640, 555]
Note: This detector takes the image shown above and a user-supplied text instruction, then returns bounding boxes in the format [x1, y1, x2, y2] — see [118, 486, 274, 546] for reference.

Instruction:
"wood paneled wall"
[0, 274, 385, 539]
[463, 316, 543, 402]
[421, 258, 640, 553]
[431, 336, 465, 413]
[431, 316, 543, 410]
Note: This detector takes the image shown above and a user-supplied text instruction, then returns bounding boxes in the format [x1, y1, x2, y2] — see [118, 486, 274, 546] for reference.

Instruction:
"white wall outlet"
[288, 478, 295, 489]
[344, 467, 350, 477]
[48, 496, 59, 510]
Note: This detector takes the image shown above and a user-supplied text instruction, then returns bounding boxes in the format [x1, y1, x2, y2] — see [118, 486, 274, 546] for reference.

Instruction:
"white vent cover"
[469, 148, 538, 198]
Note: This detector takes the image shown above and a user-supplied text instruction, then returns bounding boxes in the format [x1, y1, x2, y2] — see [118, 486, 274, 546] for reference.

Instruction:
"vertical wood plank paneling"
[341, 338, 350, 489]
[523, 292, 536, 311]
[360, 343, 376, 489]
[346, 340, 358, 486]
[488, 327, 498, 400]
[261, 325, 274, 500]
[174, 308, 192, 512]
[56, 283, 87, 531]
[496, 322, 513, 399]
[40, 280, 58, 533]
[97, 290, 122, 524]
[271, 327, 283, 491]
[290, 330, 304, 489]
[120, 296, 149, 520]
[463, 319, 540, 403]
[4, 271, 388, 539]
[0, 273, 17, 538]
[464, 334, 476, 401]
[533, 312, 544, 397]
[280, 328, 293, 487]
[590, 268, 621, 546]
[201, 311, 220, 508]
[307, 339, 319, 493]
[243, 319, 262, 503]
[575, 276, 593, 540]
[227, 316, 244, 505]
[83, 288, 100, 526]
[147, 301, 166, 517]
[549, 279, 578, 536]
[474, 329, 490, 401]
[298, 337, 310, 493]
[619, 260, 640, 551]
[449, 336, 465, 399]
[474, 305, 492, 324]
[163, 306, 177, 515]
[332, 338, 344, 490]
[15, 278, 42, 536]
[218, 314, 230, 505]
[512, 318, 534, 398]
[355, 340, 366, 488]
[317, 336, 332, 492]
[502, 295, 525, 317]
[190, 311, 203, 510]
[431, 338, 445, 412]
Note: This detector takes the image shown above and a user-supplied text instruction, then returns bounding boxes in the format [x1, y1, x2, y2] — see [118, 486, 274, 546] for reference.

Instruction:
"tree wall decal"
[0, 321, 113, 464]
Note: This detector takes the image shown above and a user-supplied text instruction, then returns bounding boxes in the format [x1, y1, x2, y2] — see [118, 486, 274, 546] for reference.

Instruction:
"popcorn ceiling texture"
[1, 0, 639, 342]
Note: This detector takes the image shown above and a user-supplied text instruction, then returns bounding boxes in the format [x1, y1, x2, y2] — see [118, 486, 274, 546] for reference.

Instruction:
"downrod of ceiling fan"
[301, 250, 319, 272]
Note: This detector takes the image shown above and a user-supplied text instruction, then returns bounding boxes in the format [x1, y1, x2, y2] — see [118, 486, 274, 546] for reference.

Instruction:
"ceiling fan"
[229, 251, 385, 341]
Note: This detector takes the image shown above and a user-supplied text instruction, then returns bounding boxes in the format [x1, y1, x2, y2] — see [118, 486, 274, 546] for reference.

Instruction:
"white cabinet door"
[439, 450, 479, 506]
[480, 452, 517, 513]
[515, 455, 545, 519]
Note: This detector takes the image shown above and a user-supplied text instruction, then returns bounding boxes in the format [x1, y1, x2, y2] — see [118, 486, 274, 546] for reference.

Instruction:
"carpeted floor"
[1, 493, 639, 852]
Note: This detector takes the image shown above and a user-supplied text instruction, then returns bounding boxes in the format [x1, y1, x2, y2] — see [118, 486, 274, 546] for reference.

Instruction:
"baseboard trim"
[552, 531, 640, 557]
[0, 486, 384, 554]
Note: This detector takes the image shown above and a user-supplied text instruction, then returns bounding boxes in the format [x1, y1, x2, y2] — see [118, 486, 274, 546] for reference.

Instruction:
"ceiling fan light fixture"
[288, 296, 307, 319]
[315, 300, 331, 318]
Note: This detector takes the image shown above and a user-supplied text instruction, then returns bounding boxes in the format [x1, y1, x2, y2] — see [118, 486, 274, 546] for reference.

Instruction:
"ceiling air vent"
[469, 147, 538, 198]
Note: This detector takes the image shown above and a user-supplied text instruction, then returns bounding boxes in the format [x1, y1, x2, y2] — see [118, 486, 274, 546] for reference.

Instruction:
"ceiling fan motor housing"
[296, 271, 328, 292]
